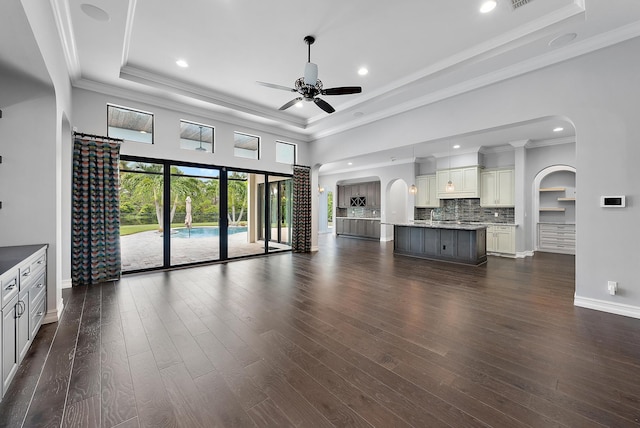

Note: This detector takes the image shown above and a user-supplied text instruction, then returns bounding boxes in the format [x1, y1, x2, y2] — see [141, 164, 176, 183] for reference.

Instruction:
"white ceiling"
[53, 0, 640, 157]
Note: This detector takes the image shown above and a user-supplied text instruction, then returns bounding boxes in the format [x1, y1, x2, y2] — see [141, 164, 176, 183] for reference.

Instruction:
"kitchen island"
[390, 222, 487, 265]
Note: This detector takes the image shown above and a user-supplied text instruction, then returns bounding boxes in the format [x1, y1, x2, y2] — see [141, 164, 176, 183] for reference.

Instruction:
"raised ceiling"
[55, 0, 640, 143]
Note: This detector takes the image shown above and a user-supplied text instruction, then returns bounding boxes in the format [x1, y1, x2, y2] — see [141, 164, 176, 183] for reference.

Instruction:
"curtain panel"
[71, 137, 122, 286]
[292, 165, 312, 253]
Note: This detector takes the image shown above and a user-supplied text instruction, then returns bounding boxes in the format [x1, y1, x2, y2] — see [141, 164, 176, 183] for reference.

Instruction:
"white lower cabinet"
[538, 223, 575, 254]
[0, 245, 47, 401]
[486, 225, 515, 255]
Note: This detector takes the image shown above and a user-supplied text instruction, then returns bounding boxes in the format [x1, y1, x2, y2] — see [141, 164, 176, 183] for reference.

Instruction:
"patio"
[120, 228, 291, 271]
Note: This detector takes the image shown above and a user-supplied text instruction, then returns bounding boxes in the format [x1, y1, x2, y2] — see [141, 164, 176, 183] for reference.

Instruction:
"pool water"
[172, 226, 247, 238]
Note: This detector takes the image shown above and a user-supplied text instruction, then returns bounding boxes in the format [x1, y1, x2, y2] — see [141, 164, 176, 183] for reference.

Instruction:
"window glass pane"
[119, 161, 164, 271]
[180, 120, 214, 153]
[108, 105, 153, 143]
[234, 132, 260, 159]
[170, 166, 220, 265]
[276, 141, 296, 164]
[227, 171, 264, 258]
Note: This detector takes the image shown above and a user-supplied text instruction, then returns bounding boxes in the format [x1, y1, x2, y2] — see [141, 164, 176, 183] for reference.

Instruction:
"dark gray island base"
[392, 222, 487, 266]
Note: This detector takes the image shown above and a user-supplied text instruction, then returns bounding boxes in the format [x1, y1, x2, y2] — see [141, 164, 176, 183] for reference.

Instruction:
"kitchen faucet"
[430, 210, 435, 225]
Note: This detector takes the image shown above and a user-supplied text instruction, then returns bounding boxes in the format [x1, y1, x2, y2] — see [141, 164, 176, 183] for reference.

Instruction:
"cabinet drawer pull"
[36, 311, 44, 316]
[36, 282, 44, 288]
[22, 271, 31, 277]
[37, 260, 44, 265]
[5, 280, 17, 291]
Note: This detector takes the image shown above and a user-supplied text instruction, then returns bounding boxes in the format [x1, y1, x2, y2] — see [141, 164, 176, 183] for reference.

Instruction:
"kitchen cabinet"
[436, 166, 481, 199]
[486, 225, 515, 255]
[336, 218, 380, 239]
[338, 181, 381, 208]
[0, 245, 47, 401]
[538, 223, 575, 254]
[415, 175, 439, 207]
[481, 169, 514, 207]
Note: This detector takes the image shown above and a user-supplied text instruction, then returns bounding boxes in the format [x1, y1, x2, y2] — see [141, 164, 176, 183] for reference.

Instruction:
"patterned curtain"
[292, 165, 312, 253]
[71, 136, 122, 286]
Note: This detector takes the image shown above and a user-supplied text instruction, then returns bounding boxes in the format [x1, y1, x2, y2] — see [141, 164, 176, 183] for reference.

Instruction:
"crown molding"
[119, 65, 309, 129]
[73, 78, 313, 143]
[121, 0, 137, 67]
[50, 0, 80, 80]
[527, 136, 576, 148]
[319, 157, 415, 177]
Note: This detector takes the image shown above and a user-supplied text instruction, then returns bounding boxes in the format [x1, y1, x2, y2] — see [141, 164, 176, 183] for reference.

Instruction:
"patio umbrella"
[184, 196, 192, 237]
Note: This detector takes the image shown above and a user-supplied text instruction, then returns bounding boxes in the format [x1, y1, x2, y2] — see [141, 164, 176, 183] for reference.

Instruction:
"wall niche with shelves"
[538, 170, 576, 223]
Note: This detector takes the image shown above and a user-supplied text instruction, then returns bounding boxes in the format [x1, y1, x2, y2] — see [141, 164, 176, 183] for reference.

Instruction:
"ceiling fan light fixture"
[480, 0, 497, 13]
[304, 62, 318, 86]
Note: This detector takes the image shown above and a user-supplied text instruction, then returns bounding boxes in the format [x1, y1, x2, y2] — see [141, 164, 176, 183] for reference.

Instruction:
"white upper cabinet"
[415, 175, 439, 207]
[436, 166, 481, 199]
[480, 168, 514, 207]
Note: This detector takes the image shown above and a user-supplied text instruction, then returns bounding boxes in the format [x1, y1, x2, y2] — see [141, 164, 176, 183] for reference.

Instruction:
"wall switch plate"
[607, 281, 617, 295]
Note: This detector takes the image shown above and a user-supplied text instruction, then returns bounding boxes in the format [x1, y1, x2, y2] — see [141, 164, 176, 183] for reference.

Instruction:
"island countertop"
[384, 221, 487, 231]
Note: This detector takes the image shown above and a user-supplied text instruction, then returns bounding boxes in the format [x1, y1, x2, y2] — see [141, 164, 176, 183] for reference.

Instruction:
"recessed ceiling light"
[80, 4, 110, 22]
[176, 59, 189, 68]
[480, 0, 497, 14]
[348, 162, 353, 166]
[553, 127, 564, 132]
[353, 111, 364, 117]
[358, 67, 369, 76]
[453, 144, 461, 149]
[295, 101, 303, 108]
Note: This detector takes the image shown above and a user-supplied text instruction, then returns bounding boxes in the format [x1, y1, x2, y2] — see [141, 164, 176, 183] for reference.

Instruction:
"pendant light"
[195, 125, 206, 151]
[409, 145, 418, 194]
[445, 142, 455, 192]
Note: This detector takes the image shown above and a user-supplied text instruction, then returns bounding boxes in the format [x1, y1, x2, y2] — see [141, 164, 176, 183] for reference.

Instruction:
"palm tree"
[119, 162, 202, 231]
[228, 172, 248, 226]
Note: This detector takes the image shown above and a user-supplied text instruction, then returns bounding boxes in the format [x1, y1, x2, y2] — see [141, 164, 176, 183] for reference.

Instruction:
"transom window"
[107, 104, 153, 143]
[180, 120, 214, 153]
[276, 141, 296, 164]
[234, 132, 260, 160]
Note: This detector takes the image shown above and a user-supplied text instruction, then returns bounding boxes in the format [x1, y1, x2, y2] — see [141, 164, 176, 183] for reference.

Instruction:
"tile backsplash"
[336, 207, 380, 218]
[415, 199, 515, 223]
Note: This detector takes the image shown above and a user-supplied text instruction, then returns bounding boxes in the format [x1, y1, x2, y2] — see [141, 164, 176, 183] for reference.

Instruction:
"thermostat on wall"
[600, 195, 626, 207]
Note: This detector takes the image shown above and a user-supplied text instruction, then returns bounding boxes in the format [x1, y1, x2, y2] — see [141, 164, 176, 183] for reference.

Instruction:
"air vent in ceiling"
[511, 0, 533, 9]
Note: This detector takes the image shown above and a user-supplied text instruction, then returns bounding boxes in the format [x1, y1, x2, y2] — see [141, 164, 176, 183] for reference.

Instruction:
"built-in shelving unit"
[557, 197, 576, 201]
[539, 207, 566, 212]
[539, 187, 566, 192]
[536, 167, 576, 254]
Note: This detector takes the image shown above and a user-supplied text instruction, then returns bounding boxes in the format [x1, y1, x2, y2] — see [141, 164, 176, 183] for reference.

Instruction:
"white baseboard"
[516, 250, 535, 258]
[574, 296, 640, 320]
[380, 236, 393, 242]
[311, 245, 319, 252]
[61, 278, 72, 289]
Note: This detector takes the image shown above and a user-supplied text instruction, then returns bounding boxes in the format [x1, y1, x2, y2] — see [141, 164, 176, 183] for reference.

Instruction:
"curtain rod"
[73, 131, 123, 143]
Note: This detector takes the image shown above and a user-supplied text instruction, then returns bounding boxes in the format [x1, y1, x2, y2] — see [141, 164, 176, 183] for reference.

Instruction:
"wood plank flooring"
[2, 234, 640, 427]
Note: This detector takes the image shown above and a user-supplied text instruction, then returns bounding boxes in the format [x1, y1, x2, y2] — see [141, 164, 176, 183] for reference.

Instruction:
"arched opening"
[533, 165, 576, 254]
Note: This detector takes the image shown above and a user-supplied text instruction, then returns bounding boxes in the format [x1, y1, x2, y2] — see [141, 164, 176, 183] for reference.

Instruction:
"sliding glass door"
[119, 156, 291, 273]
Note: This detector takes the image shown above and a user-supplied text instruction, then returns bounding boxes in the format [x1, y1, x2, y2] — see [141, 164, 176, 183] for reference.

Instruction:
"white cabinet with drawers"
[0, 244, 47, 401]
[538, 223, 575, 254]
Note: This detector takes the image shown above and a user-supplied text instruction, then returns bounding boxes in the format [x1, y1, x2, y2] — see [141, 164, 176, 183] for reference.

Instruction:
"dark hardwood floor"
[2, 234, 640, 427]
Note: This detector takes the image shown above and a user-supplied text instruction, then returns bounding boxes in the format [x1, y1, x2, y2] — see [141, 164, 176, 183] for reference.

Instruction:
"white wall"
[313, 38, 640, 318]
[73, 88, 309, 174]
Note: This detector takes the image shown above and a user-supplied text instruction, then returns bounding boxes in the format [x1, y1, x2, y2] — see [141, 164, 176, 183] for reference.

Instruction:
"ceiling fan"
[257, 35, 362, 114]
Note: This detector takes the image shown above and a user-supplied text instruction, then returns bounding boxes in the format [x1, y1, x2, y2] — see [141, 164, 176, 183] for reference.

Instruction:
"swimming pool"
[172, 226, 247, 238]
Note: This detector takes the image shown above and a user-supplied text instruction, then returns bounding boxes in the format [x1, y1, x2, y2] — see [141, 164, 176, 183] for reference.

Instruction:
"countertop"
[385, 221, 487, 231]
[0, 244, 48, 277]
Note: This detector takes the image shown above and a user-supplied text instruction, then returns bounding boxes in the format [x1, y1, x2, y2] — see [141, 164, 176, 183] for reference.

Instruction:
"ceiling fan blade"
[304, 62, 318, 86]
[321, 86, 362, 96]
[256, 81, 296, 92]
[279, 97, 303, 111]
[314, 98, 335, 114]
